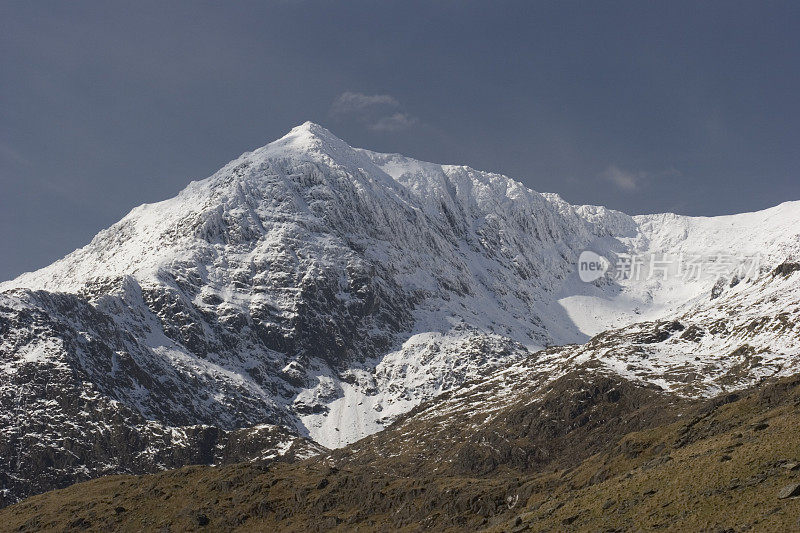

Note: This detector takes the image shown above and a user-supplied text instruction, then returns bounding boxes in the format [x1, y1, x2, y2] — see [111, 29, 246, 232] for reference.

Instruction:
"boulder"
[777, 483, 800, 499]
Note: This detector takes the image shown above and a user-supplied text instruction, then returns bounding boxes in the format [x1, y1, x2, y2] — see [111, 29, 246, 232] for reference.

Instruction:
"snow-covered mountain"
[2, 122, 799, 505]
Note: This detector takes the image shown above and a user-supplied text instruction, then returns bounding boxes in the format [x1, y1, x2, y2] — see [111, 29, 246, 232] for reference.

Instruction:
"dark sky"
[2, 1, 799, 281]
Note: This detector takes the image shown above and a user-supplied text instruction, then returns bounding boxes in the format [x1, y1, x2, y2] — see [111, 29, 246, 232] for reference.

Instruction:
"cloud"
[601, 165, 646, 191]
[369, 112, 418, 132]
[329, 91, 418, 132]
[330, 92, 400, 115]
[600, 165, 683, 192]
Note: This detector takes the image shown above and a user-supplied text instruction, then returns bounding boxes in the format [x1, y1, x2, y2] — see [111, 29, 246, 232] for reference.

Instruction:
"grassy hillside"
[3, 371, 800, 531]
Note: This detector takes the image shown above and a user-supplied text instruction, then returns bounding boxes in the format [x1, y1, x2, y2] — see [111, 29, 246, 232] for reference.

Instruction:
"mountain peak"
[244, 121, 407, 192]
[268, 121, 347, 155]
[284, 121, 338, 143]
[292, 120, 333, 136]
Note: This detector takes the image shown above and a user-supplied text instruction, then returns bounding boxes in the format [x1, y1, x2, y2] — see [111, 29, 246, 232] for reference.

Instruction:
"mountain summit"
[2, 123, 800, 506]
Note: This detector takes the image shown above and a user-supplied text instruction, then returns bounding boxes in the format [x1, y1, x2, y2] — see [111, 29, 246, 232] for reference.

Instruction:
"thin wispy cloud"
[369, 112, 418, 132]
[330, 91, 419, 132]
[330, 92, 400, 115]
[602, 165, 644, 191]
[600, 165, 682, 192]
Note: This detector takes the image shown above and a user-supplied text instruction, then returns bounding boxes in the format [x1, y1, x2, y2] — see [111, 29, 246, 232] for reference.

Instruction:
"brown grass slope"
[3, 369, 800, 532]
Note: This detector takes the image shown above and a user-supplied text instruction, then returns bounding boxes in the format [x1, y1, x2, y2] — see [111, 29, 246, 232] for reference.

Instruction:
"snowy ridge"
[1, 123, 800, 502]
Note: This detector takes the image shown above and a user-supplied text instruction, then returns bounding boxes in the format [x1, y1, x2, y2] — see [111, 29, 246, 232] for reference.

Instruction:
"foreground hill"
[4, 369, 800, 531]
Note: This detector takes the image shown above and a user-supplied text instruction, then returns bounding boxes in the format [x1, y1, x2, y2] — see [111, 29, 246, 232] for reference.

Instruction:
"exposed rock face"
[2, 122, 800, 506]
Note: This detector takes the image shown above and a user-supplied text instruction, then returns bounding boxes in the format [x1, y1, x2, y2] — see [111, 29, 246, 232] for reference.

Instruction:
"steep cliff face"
[1, 122, 799, 506]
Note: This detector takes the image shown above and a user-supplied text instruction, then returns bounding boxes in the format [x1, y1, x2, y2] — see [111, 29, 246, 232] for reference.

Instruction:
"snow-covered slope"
[1, 122, 799, 505]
